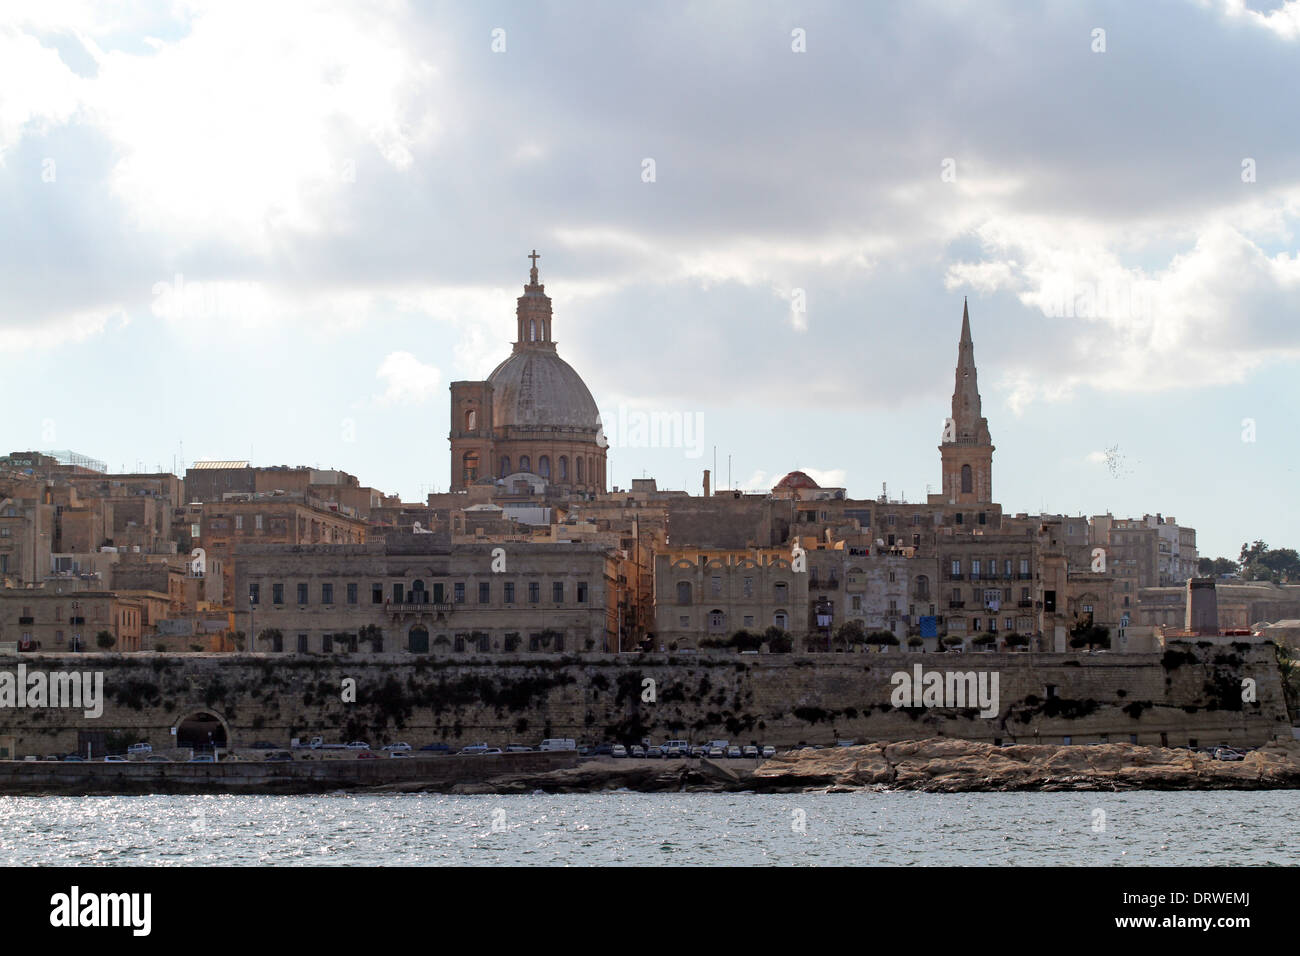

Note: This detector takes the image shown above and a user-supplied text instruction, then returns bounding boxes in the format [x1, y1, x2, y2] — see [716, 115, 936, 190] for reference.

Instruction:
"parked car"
[248, 741, 276, 750]
[345, 741, 371, 750]
[761, 745, 775, 758]
[1215, 747, 1245, 761]
[145, 755, 171, 763]
[645, 745, 663, 759]
[382, 742, 412, 752]
[539, 738, 577, 751]
[742, 745, 758, 758]
[389, 752, 411, 759]
[707, 747, 725, 759]
[690, 745, 708, 758]
[263, 751, 292, 762]
[726, 746, 742, 759]
[189, 754, 215, 763]
[611, 744, 628, 758]
[127, 742, 153, 755]
[419, 743, 451, 753]
[660, 739, 690, 758]
[593, 744, 614, 757]
[630, 745, 647, 758]
[459, 744, 491, 755]
[62, 755, 84, 762]
[103, 755, 128, 762]
[481, 748, 504, 756]
[505, 744, 533, 752]
[43, 755, 59, 761]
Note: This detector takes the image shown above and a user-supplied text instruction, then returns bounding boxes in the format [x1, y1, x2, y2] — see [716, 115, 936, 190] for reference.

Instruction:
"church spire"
[949, 296, 990, 446]
[938, 298, 995, 504]
[514, 249, 555, 352]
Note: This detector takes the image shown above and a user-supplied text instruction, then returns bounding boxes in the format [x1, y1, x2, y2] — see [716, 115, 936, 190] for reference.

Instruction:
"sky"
[2, 0, 1299, 561]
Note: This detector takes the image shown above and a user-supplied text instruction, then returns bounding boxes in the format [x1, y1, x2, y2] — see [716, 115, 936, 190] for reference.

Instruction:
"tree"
[729, 630, 763, 652]
[764, 626, 793, 653]
[95, 630, 115, 649]
[1240, 540, 1268, 566]
[1069, 622, 1111, 650]
[834, 620, 867, 649]
[1198, 556, 1239, 577]
[257, 628, 283, 650]
[865, 630, 900, 649]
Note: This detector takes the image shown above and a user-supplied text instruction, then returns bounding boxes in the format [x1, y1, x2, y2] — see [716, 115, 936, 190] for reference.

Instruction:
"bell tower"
[939, 298, 995, 504]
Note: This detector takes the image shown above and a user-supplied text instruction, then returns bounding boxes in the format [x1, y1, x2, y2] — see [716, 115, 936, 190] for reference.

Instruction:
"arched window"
[559, 456, 568, 480]
[576, 457, 584, 483]
[961, 464, 973, 494]
[915, 575, 930, 600]
[529, 319, 536, 341]
[462, 452, 479, 484]
[411, 580, 427, 604]
[708, 609, 726, 633]
[499, 456, 510, 477]
[676, 581, 692, 605]
[774, 611, 788, 630]
[519, 455, 531, 474]
[465, 408, 476, 432]
[539, 455, 550, 478]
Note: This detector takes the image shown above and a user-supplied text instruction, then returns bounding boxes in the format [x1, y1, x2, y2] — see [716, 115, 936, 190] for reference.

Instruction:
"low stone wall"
[0, 750, 577, 795]
[0, 643, 1289, 758]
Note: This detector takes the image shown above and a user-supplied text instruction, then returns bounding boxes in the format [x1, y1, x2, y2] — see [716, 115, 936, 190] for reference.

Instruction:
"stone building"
[0, 588, 147, 652]
[448, 253, 607, 494]
[234, 533, 619, 655]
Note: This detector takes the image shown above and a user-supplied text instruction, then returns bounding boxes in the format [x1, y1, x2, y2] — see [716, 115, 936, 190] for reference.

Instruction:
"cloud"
[372, 351, 441, 407]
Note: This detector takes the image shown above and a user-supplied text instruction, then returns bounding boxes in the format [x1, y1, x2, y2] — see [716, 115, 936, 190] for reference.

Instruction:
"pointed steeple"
[948, 297, 991, 446]
[514, 249, 555, 352]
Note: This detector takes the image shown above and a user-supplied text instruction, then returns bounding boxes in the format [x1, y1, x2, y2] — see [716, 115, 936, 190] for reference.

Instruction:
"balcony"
[948, 573, 964, 580]
[1017, 572, 1033, 580]
[18, 616, 34, 625]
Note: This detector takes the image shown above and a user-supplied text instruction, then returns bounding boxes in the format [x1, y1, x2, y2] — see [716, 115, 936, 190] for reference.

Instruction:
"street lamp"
[248, 591, 255, 654]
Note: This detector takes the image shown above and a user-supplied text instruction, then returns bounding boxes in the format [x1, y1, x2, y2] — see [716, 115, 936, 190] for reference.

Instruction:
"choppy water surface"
[1, 791, 1295, 865]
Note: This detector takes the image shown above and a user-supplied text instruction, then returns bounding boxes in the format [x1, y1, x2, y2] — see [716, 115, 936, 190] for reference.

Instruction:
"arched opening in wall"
[519, 455, 531, 474]
[708, 609, 726, 634]
[465, 408, 477, 432]
[539, 455, 551, 478]
[576, 457, 584, 484]
[410, 580, 427, 604]
[463, 452, 479, 484]
[529, 318, 536, 341]
[176, 711, 229, 752]
[559, 456, 568, 481]
[961, 464, 972, 494]
[499, 456, 511, 478]
[409, 625, 429, 653]
[915, 575, 930, 600]
[773, 611, 788, 630]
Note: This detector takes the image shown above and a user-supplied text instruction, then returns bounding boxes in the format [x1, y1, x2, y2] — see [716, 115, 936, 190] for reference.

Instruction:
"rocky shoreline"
[375, 738, 1300, 794]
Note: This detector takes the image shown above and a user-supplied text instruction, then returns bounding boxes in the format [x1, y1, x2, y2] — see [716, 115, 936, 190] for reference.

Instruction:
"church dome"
[774, 470, 820, 491]
[487, 349, 602, 432]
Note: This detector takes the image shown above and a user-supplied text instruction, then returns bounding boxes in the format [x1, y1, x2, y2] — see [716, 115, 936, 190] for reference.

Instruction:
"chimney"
[703, 469, 711, 498]
[1186, 577, 1219, 636]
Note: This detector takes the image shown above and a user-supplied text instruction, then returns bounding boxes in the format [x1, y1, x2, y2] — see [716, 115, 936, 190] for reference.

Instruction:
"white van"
[538, 738, 577, 751]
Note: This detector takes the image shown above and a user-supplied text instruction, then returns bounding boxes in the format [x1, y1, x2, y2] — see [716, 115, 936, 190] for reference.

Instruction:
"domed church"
[448, 252, 607, 493]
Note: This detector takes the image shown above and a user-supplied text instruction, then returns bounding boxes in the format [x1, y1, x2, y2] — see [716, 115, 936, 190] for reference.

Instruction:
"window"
[888, 570, 896, 583]
[297, 583, 308, 605]
[191, 523, 200, 538]
[559, 456, 568, 480]
[465, 408, 477, 431]
[235, 515, 243, 530]
[553, 582, 564, 603]
[1005, 618, 1013, 631]
[372, 584, 383, 604]
[528, 582, 540, 603]
[249, 584, 260, 605]
[951, 559, 961, 577]
[321, 583, 333, 604]
[679, 616, 689, 627]
[454, 582, 465, 604]
[851, 595, 861, 610]
[347, 583, 357, 605]
[774, 612, 788, 629]
[676, 582, 692, 605]
[297, 634, 308, 653]
[708, 610, 726, 633]
[500, 456, 511, 477]
[479, 582, 490, 604]
[272, 584, 284, 605]
[972, 618, 981, 631]
[576, 457, 584, 483]
[322, 634, 333, 653]
[519, 455, 531, 474]
[887, 514, 896, 526]
[961, 464, 972, 494]
[462, 451, 479, 484]
[775, 582, 788, 601]
[539, 456, 551, 478]
[711, 575, 721, 595]
[744, 615, 754, 627]
[955, 512, 963, 524]
[577, 582, 588, 603]
[272, 633, 284, 653]
[743, 576, 753, 597]
[392, 583, 404, 604]
[978, 512, 986, 525]
[504, 582, 515, 603]
[255, 514, 263, 530]
[1020, 559, 1030, 576]
[912, 514, 921, 525]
